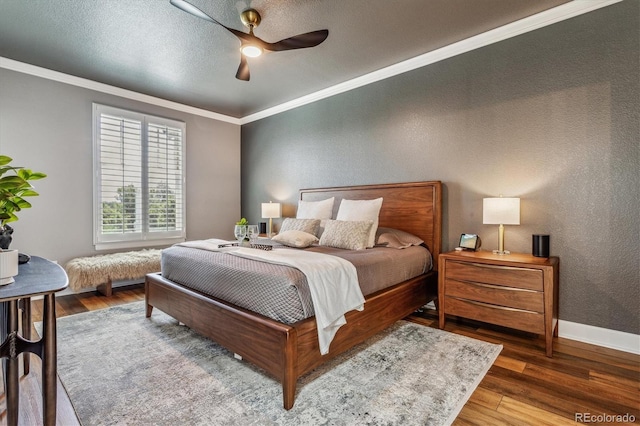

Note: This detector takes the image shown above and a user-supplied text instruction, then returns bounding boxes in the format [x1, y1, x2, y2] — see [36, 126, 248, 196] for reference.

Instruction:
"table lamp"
[261, 201, 281, 238]
[483, 196, 520, 255]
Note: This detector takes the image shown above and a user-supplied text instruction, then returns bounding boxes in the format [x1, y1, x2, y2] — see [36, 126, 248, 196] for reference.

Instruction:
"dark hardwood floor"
[2, 285, 638, 425]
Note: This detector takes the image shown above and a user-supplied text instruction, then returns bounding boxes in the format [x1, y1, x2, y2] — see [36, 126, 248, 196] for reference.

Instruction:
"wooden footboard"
[145, 270, 436, 409]
[145, 273, 298, 407]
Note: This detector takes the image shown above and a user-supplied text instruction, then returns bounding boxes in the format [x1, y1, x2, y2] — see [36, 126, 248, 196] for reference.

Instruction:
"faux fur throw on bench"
[65, 249, 162, 292]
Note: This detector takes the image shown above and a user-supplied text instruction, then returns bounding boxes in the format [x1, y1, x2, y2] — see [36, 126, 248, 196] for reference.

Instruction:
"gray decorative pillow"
[279, 218, 321, 236]
[272, 230, 319, 248]
[319, 220, 373, 251]
[375, 227, 424, 249]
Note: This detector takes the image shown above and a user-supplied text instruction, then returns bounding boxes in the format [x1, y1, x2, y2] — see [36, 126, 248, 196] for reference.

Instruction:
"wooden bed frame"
[145, 181, 442, 409]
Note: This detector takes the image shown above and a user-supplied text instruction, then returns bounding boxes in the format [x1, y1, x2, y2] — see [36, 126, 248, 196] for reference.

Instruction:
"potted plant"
[0, 155, 46, 284]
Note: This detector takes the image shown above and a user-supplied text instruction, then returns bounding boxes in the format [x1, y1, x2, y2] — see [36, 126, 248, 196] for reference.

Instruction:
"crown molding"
[1, 0, 622, 126]
[240, 0, 622, 124]
[0, 57, 241, 125]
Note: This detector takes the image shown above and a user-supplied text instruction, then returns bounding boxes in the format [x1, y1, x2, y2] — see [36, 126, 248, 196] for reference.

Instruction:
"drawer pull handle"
[456, 298, 538, 314]
[464, 281, 537, 293]
[469, 262, 539, 273]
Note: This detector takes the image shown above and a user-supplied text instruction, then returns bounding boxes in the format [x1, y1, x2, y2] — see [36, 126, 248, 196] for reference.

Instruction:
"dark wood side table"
[0, 256, 68, 426]
[438, 250, 559, 357]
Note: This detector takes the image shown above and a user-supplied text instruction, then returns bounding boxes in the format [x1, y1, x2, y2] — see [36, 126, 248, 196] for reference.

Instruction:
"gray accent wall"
[241, 2, 639, 334]
[0, 69, 241, 265]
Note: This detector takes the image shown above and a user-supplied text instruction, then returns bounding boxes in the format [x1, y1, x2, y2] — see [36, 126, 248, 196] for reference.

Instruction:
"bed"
[145, 181, 442, 409]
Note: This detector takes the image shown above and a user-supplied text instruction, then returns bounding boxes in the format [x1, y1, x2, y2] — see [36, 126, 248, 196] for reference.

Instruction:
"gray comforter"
[161, 244, 431, 324]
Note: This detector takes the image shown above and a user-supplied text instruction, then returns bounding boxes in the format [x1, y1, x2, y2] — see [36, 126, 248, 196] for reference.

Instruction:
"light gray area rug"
[51, 302, 501, 425]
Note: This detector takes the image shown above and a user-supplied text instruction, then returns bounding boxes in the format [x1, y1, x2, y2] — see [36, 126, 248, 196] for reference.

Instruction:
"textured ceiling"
[0, 0, 570, 118]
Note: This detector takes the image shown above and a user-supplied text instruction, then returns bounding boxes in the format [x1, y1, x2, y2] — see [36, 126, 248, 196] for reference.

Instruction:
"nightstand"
[438, 251, 559, 357]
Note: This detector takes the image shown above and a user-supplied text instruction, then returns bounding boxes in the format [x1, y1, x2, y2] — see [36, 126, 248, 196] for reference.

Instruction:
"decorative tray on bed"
[216, 242, 239, 248]
[250, 243, 273, 251]
[217, 241, 274, 251]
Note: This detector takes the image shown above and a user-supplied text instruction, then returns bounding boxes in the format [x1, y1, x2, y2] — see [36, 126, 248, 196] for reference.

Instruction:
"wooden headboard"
[300, 181, 442, 269]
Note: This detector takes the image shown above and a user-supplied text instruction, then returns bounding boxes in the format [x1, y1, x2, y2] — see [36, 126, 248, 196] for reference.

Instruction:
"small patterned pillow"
[279, 218, 321, 236]
[319, 220, 373, 251]
[272, 230, 319, 248]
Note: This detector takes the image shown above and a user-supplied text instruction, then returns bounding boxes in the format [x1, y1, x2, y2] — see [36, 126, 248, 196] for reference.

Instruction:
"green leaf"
[0, 176, 28, 189]
[15, 189, 38, 197]
[17, 169, 46, 180]
[3, 212, 18, 223]
[3, 198, 20, 210]
[14, 199, 31, 209]
[28, 172, 47, 180]
[17, 168, 29, 179]
[0, 166, 14, 177]
[0, 156, 12, 166]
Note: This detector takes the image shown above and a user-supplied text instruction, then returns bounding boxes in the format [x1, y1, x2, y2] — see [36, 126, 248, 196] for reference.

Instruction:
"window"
[93, 104, 186, 250]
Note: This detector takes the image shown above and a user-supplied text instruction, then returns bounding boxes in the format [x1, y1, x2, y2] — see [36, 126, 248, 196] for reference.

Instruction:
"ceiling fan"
[170, 0, 329, 81]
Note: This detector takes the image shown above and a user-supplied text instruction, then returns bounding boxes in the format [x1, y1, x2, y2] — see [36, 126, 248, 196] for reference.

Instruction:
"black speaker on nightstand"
[532, 234, 550, 257]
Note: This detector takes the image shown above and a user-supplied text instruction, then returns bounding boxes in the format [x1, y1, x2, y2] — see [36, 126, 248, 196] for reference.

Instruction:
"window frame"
[92, 103, 186, 250]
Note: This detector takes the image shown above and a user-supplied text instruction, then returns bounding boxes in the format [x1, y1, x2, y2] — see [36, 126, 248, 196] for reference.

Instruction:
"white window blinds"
[93, 104, 186, 249]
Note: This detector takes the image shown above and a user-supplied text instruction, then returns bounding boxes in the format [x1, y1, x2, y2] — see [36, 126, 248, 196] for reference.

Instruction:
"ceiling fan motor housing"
[240, 9, 261, 29]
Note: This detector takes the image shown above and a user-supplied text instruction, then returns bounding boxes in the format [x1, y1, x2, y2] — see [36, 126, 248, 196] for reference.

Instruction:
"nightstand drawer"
[445, 296, 545, 335]
[445, 279, 544, 312]
[446, 260, 543, 291]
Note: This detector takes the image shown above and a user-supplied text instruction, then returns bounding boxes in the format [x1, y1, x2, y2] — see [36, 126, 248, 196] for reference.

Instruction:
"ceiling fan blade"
[235, 56, 250, 81]
[170, 0, 220, 24]
[263, 29, 329, 52]
[170, 0, 254, 44]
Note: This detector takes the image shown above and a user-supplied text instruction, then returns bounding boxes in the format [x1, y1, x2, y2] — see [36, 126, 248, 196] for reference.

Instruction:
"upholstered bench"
[64, 249, 162, 296]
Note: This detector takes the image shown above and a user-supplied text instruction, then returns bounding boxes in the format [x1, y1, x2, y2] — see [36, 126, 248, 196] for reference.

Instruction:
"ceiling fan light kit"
[170, 0, 329, 81]
[240, 45, 263, 58]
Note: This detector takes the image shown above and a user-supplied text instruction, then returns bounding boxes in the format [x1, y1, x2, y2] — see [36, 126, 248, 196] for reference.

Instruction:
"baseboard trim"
[425, 303, 639, 355]
[558, 320, 640, 355]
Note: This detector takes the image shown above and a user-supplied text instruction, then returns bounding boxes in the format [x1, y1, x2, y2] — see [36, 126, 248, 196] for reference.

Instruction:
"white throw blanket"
[229, 247, 365, 355]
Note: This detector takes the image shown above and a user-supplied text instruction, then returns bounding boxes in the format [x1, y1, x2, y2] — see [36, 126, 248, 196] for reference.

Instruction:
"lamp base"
[492, 250, 511, 255]
[0, 276, 15, 286]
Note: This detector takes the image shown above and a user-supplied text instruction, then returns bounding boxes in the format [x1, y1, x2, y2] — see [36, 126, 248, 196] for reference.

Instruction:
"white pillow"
[319, 220, 373, 251]
[296, 197, 335, 220]
[272, 230, 319, 248]
[336, 198, 383, 248]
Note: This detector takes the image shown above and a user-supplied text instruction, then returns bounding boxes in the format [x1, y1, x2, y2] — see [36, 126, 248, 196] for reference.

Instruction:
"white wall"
[0, 68, 241, 265]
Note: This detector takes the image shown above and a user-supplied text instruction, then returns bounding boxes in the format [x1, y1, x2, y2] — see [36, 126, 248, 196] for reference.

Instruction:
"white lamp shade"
[483, 197, 520, 225]
[261, 202, 282, 219]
